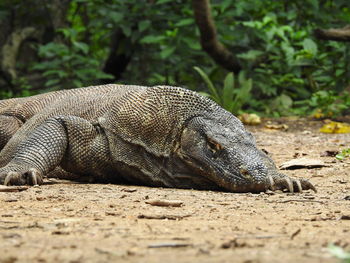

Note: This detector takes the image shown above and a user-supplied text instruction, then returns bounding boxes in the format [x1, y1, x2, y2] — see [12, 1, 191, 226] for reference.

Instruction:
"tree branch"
[1, 27, 36, 81]
[192, 0, 241, 73]
[314, 25, 350, 42]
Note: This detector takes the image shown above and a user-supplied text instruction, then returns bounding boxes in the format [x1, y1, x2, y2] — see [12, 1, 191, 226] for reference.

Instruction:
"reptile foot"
[271, 174, 316, 193]
[3, 168, 43, 186]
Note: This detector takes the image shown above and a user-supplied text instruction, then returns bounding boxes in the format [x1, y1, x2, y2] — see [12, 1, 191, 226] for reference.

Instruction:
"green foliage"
[293, 91, 350, 117]
[194, 67, 252, 114]
[0, 90, 13, 100]
[336, 148, 350, 161]
[209, 1, 349, 115]
[329, 244, 350, 263]
[0, 78, 33, 99]
[237, 13, 347, 103]
[32, 28, 113, 90]
[7, 0, 350, 117]
[309, 91, 350, 117]
[12, 78, 33, 97]
[60, 0, 204, 87]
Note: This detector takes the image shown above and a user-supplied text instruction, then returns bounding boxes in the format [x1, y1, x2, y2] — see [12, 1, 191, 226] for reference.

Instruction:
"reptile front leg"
[0, 116, 102, 186]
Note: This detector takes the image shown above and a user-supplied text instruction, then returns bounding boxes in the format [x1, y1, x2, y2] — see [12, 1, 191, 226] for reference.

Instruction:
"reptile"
[0, 84, 316, 193]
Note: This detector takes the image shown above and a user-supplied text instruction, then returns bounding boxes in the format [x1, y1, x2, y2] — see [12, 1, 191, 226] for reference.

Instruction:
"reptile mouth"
[177, 152, 316, 193]
[178, 153, 270, 192]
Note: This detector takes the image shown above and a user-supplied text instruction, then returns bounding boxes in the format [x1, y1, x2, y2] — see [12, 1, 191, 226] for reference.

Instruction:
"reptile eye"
[207, 138, 223, 154]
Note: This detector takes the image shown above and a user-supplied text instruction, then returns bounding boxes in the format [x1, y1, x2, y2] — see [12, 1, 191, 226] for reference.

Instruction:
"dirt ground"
[1, 118, 350, 263]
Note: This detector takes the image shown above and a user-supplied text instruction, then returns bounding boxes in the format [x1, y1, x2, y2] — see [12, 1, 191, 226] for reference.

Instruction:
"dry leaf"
[319, 121, 350, 134]
[239, 113, 261, 125]
[145, 199, 183, 207]
[265, 123, 289, 131]
[280, 157, 330, 170]
[0, 185, 29, 192]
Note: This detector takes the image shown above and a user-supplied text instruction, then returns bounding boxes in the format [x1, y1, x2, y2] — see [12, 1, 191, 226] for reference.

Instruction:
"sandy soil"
[1, 118, 350, 263]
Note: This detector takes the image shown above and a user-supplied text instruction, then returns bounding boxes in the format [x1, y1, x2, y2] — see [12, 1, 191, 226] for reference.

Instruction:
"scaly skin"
[0, 85, 316, 193]
[0, 85, 118, 150]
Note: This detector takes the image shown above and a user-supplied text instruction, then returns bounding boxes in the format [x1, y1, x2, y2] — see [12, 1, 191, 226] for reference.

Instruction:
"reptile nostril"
[240, 168, 249, 175]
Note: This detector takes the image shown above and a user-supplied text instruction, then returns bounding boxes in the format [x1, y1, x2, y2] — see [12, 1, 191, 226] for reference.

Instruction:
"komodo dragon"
[0, 84, 316, 193]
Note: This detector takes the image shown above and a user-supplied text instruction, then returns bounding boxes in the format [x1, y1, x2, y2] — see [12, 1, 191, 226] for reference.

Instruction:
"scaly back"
[100, 86, 238, 156]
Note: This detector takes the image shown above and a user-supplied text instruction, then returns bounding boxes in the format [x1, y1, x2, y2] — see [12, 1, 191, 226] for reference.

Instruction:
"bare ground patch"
[1, 119, 349, 263]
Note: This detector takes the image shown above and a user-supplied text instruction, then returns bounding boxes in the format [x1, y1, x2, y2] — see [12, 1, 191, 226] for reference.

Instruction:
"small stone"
[1, 214, 13, 217]
[4, 198, 18, 202]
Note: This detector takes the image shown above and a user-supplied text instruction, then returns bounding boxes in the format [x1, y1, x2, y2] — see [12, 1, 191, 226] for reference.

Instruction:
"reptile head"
[173, 114, 315, 193]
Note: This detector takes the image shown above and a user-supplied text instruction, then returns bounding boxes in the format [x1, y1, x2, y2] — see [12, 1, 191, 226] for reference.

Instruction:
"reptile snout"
[239, 162, 268, 183]
[239, 167, 250, 178]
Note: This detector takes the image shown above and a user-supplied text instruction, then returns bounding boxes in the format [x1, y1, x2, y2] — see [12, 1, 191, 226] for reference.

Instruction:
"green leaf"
[242, 21, 262, 29]
[42, 70, 67, 78]
[279, 94, 293, 108]
[110, 11, 123, 23]
[336, 69, 345, 77]
[309, 0, 319, 10]
[220, 0, 231, 12]
[45, 79, 60, 87]
[303, 38, 318, 55]
[262, 15, 274, 26]
[281, 42, 295, 66]
[328, 244, 350, 260]
[232, 74, 252, 113]
[120, 25, 131, 37]
[156, 0, 172, 4]
[237, 50, 264, 60]
[32, 62, 51, 70]
[138, 20, 151, 32]
[160, 46, 176, 59]
[198, 91, 211, 97]
[222, 73, 235, 111]
[275, 27, 287, 41]
[73, 41, 89, 54]
[96, 72, 115, 79]
[182, 37, 201, 50]
[140, 35, 165, 44]
[193, 67, 221, 104]
[72, 79, 82, 88]
[174, 18, 194, 27]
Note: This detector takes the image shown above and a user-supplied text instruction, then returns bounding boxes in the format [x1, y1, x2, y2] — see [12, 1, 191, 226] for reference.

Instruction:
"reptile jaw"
[201, 168, 317, 193]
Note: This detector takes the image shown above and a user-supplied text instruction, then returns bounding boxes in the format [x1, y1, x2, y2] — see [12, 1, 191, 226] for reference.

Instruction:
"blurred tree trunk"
[314, 25, 350, 42]
[192, 0, 241, 73]
[0, 0, 70, 96]
[102, 29, 133, 83]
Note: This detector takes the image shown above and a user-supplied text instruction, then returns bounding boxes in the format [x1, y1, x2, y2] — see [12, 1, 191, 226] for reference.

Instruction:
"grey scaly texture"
[0, 84, 315, 193]
[0, 85, 117, 150]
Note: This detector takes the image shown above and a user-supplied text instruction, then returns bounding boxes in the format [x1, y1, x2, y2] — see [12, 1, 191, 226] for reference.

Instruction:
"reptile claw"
[294, 179, 303, 193]
[300, 178, 317, 193]
[272, 174, 316, 193]
[268, 175, 294, 192]
[284, 177, 294, 193]
[3, 168, 43, 186]
[268, 175, 275, 190]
